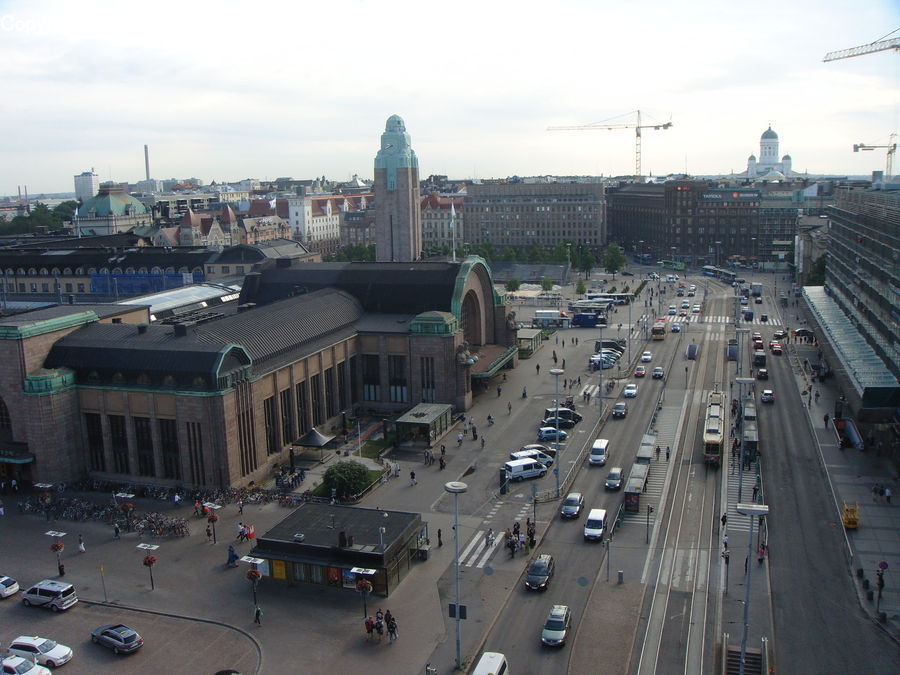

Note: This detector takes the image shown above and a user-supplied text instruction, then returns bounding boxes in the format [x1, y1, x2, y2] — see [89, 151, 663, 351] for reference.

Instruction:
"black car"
[524, 554, 555, 590]
[605, 467, 623, 490]
[541, 417, 576, 429]
[756, 368, 769, 380]
[612, 402, 628, 418]
[754, 297, 763, 304]
[760, 314, 768, 322]
[621, 271, 634, 276]
[560, 492, 584, 518]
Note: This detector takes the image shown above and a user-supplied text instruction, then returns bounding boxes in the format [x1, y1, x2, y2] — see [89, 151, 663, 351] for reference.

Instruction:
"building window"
[280, 389, 294, 446]
[389, 355, 408, 403]
[64, 283, 72, 292]
[84, 413, 105, 472]
[186, 421, 205, 486]
[263, 396, 278, 455]
[295, 381, 310, 436]
[236, 382, 257, 477]
[158, 418, 181, 480]
[236, 266, 245, 274]
[134, 417, 155, 477]
[362, 355, 380, 401]
[337, 361, 348, 411]
[310, 374, 323, 425]
[420, 357, 436, 402]
[324, 367, 336, 419]
[77, 283, 85, 292]
[108, 415, 129, 474]
[0, 396, 10, 433]
[221, 266, 230, 274]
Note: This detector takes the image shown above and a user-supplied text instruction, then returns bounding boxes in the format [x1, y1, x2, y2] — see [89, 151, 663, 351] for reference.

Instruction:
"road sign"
[878, 561, 888, 571]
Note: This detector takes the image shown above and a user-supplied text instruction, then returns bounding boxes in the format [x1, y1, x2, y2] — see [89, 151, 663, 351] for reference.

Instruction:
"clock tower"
[374, 115, 422, 262]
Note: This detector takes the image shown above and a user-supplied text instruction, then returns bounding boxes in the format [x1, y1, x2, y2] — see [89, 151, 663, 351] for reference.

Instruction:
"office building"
[74, 170, 99, 203]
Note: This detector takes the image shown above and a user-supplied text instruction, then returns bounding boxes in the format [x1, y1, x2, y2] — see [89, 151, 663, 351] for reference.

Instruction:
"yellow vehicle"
[842, 502, 859, 529]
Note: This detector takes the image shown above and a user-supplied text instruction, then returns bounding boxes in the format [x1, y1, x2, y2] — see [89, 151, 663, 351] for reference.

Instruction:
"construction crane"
[853, 133, 897, 178]
[823, 34, 899, 62]
[548, 110, 672, 180]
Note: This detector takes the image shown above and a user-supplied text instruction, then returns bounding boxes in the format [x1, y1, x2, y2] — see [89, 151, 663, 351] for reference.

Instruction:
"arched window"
[28, 268, 38, 276]
[39, 268, 49, 276]
[111, 372, 125, 384]
[151, 266, 163, 275]
[16, 268, 26, 276]
[125, 267, 135, 274]
[112, 267, 123, 275]
[136, 373, 150, 386]
[165, 266, 175, 274]
[63, 267, 72, 275]
[163, 375, 176, 387]
[75, 267, 84, 275]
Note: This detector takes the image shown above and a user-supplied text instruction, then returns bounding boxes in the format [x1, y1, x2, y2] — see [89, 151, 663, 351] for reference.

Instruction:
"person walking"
[254, 605, 263, 626]
[439, 456, 446, 470]
[387, 615, 398, 643]
[655, 445, 661, 461]
[536, 363, 540, 375]
[113, 523, 121, 540]
[237, 499, 244, 515]
[409, 471, 417, 486]
[481, 437, 486, 450]
[227, 545, 239, 567]
[365, 616, 375, 640]
[497, 385, 502, 397]
[77, 534, 85, 553]
[206, 524, 213, 542]
[886, 487, 893, 505]
[457, 432, 464, 447]
[508, 401, 512, 414]
[437, 529, 443, 547]
[723, 533, 729, 550]
[824, 413, 829, 428]
[472, 428, 478, 442]
[666, 446, 671, 462]
[486, 528, 494, 547]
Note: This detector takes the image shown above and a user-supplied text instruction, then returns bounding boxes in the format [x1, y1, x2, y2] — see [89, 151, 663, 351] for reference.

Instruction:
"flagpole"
[451, 201, 457, 263]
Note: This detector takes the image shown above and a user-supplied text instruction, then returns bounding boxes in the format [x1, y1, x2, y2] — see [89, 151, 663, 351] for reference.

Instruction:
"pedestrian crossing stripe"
[668, 316, 775, 325]
[460, 529, 504, 568]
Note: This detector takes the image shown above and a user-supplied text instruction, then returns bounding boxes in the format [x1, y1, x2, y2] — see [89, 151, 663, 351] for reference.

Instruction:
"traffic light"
[876, 570, 884, 590]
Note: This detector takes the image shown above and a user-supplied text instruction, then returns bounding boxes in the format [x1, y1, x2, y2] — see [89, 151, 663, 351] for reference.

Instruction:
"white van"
[509, 449, 554, 467]
[504, 458, 547, 482]
[472, 651, 509, 675]
[588, 439, 610, 466]
[583, 508, 607, 541]
[21, 579, 78, 612]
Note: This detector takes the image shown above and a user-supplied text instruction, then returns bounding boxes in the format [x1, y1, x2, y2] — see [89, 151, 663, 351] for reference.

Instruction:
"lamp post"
[444, 481, 468, 671]
[736, 503, 769, 675]
[549, 368, 564, 497]
[204, 502, 222, 544]
[137, 543, 159, 590]
[46, 531, 67, 576]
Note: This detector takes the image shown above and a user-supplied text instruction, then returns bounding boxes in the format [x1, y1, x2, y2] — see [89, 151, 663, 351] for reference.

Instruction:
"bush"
[322, 460, 371, 499]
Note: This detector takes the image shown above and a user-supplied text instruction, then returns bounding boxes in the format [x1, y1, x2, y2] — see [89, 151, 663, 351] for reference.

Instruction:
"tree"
[322, 460, 371, 500]
[540, 277, 554, 292]
[602, 244, 627, 276]
[506, 279, 521, 292]
[576, 279, 586, 295]
[805, 255, 826, 285]
[579, 253, 595, 279]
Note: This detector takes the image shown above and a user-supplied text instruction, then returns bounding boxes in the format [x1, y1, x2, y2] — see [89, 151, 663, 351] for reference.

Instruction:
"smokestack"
[144, 145, 150, 181]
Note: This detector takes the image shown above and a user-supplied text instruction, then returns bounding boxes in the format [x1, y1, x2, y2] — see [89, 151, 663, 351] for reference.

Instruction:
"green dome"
[80, 184, 149, 217]
[761, 126, 778, 140]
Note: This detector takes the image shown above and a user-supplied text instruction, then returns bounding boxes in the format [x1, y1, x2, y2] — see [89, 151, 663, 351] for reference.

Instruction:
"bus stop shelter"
[395, 403, 454, 448]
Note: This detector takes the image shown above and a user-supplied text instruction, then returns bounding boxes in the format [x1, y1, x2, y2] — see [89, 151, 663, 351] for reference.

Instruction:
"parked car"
[541, 604, 571, 647]
[1, 656, 50, 675]
[7, 636, 73, 668]
[761, 389, 775, 403]
[559, 493, 584, 519]
[525, 554, 555, 590]
[652, 367, 664, 379]
[0, 575, 19, 599]
[90, 624, 144, 654]
[612, 402, 628, 418]
[605, 467, 623, 491]
[538, 427, 568, 442]
[520, 443, 556, 459]
[541, 416, 576, 429]
[623, 384, 638, 398]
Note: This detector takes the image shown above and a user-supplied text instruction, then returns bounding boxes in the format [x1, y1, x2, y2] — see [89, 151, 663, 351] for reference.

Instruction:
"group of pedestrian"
[365, 609, 399, 643]
[0, 479, 18, 494]
[872, 484, 893, 504]
[236, 522, 255, 542]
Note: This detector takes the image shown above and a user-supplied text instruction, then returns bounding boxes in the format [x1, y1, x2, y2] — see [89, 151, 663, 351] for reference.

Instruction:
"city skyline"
[0, 0, 897, 195]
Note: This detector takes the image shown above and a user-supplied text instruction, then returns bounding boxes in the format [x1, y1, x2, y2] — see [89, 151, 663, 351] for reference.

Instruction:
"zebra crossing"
[723, 464, 761, 533]
[459, 501, 533, 567]
[670, 315, 774, 326]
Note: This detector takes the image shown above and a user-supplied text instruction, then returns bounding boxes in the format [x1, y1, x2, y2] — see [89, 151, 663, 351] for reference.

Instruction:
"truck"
[571, 313, 599, 327]
[751, 282, 763, 297]
[533, 310, 568, 327]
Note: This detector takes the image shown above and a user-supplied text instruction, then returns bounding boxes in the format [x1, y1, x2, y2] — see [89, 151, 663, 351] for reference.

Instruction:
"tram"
[703, 387, 725, 466]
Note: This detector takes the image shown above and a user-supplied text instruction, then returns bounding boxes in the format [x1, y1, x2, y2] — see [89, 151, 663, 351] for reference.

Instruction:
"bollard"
[866, 590, 873, 602]
[877, 611, 887, 623]
[862, 578, 869, 590]
[617, 570, 624, 585]
[58, 563, 65, 577]
[856, 568, 864, 578]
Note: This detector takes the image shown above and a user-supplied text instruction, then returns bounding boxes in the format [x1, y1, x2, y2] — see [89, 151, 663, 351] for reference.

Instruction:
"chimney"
[144, 145, 150, 181]
[173, 323, 189, 337]
[137, 324, 148, 334]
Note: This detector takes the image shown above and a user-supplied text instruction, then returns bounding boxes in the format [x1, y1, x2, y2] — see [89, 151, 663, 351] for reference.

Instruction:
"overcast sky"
[1, 0, 897, 196]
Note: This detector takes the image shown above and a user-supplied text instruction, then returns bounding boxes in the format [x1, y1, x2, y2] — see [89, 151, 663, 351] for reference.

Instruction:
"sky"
[1, 0, 898, 196]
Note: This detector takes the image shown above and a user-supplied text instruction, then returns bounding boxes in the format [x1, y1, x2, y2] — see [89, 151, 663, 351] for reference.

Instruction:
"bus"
[701, 265, 720, 277]
[585, 292, 633, 305]
[651, 318, 668, 340]
[720, 270, 737, 283]
[703, 387, 725, 467]
[659, 259, 686, 271]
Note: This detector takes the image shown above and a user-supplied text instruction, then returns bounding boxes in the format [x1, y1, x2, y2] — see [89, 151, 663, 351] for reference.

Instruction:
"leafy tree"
[602, 244, 627, 275]
[579, 253, 595, 278]
[805, 255, 826, 285]
[506, 278, 521, 292]
[322, 460, 371, 500]
[575, 279, 586, 295]
[540, 277, 553, 292]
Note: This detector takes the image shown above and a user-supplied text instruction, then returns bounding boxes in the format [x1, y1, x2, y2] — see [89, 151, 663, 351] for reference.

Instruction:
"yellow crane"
[853, 134, 897, 178]
[548, 110, 672, 180]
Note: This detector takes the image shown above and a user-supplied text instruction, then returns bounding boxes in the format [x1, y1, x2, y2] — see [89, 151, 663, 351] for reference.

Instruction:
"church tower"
[374, 115, 422, 262]
[759, 126, 779, 168]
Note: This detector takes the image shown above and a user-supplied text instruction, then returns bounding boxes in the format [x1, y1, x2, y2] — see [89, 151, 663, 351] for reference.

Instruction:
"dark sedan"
[524, 554, 555, 590]
[91, 624, 144, 654]
[541, 417, 576, 429]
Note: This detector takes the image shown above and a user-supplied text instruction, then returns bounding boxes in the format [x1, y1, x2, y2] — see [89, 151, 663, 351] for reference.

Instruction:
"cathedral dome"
[782, 154, 791, 160]
[80, 184, 149, 217]
[748, 154, 757, 161]
[761, 126, 778, 140]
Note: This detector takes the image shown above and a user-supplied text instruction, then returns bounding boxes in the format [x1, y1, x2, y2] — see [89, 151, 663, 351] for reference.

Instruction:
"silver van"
[583, 508, 607, 541]
[22, 579, 78, 612]
[504, 458, 547, 482]
[588, 439, 610, 466]
[510, 449, 554, 467]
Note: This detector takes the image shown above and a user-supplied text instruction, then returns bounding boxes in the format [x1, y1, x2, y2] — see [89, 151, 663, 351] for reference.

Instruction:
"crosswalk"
[670, 315, 776, 326]
[723, 462, 761, 533]
[459, 529, 506, 567]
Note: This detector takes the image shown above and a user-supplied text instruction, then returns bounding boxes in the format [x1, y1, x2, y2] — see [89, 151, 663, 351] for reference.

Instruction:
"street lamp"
[136, 543, 159, 590]
[736, 502, 769, 675]
[549, 368, 564, 497]
[204, 502, 222, 544]
[45, 530, 67, 576]
[444, 481, 468, 671]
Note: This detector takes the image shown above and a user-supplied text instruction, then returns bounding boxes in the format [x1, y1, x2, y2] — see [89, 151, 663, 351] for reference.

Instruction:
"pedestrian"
[194, 500, 201, 517]
[486, 528, 494, 547]
[254, 605, 263, 625]
[666, 446, 671, 462]
[823, 413, 829, 428]
[439, 456, 446, 470]
[497, 385, 502, 397]
[238, 499, 244, 515]
[113, 523, 120, 539]
[423, 449, 430, 465]
[437, 528, 443, 547]
[472, 429, 478, 442]
[758, 544, 766, 564]
[562, 359, 566, 369]
[655, 445, 661, 461]
[872, 484, 880, 502]
[173, 492, 182, 508]
[481, 437, 486, 450]
[78, 534, 85, 553]
[227, 545, 239, 567]
[365, 615, 375, 640]
[886, 487, 893, 505]
[206, 524, 213, 542]
[721, 513, 727, 528]
[237, 522, 245, 540]
[723, 533, 729, 550]
[388, 616, 399, 643]
[508, 401, 512, 414]
[457, 432, 464, 447]
[410, 471, 417, 486]
[536, 363, 540, 374]
[752, 485, 759, 501]
[513, 521, 520, 537]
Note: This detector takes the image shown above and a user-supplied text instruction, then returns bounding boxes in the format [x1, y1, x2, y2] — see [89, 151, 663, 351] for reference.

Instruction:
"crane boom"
[547, 110, 672, 180]
[823, 37, 900, 62]
[853, 133, 897, 178]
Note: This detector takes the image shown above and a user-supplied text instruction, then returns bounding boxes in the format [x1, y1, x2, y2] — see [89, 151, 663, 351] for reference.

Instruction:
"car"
[612, 402, 628, 418]
[676, 288, 685, 297]
[649, 272, 660, 280]
[678, 309, 688, 317]
[740, 297, 749, 305]
[621, 270, 634, 276]
[687, 290, 695, 296]
[652, 367, 664, 379]
[634, 366, 646, 378]
[753, 340, 764, 351]
[773, 329, 787, 339]
[760, 314, 768, 322]
[692, 304, 701, 313]
[756, 368, 769, 380]
[605, 467, 623, 490]
[538, 427, 568, 442]
[752, 332, 762, 340]
[754, 296, 763, 304]
[521, 443, 557, 459]
[671, 323, 682, 333]
[1, 656, 50, 675]
[0, 575, 19, 598]
[761, 389, 775, 403]
[641, 351, 652, 362]
[623, 384, 638, 398]
[90, 624, 144, 654]
[680, 300, 690, 309]
[541, 604, 571, 647]
[667, 306, 677, 315]
[7, 636, 73, 668]
[525, 554, 555, 590]
[560, 493, 584, 519]
[770, 343, 783, 355]
[541, 416, 576, 429]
